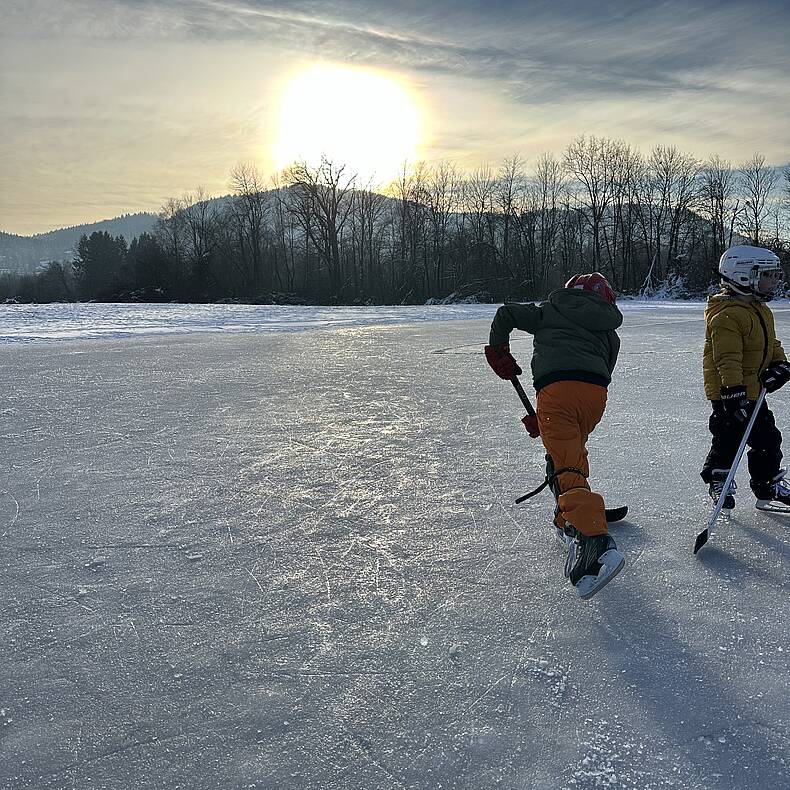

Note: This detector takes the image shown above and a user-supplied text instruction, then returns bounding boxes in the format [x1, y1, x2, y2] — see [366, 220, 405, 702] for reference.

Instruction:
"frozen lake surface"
[1, 302, 788, 789]
[0, 299, 706, 343]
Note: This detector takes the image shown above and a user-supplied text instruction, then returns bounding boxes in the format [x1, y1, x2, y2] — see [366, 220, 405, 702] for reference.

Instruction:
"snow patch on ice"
[568, 719, 675, 789]
[526, 657, 569, 708]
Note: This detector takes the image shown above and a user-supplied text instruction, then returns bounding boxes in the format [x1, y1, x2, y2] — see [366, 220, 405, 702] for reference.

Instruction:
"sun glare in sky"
[274, 64, 422, 185]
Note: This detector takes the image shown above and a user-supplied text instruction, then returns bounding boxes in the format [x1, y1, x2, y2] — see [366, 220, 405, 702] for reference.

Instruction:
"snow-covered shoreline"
[0, 300, 709, 344]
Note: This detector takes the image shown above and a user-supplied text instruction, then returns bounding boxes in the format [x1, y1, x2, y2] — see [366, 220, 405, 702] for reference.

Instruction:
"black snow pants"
[701, 400, 783, 490]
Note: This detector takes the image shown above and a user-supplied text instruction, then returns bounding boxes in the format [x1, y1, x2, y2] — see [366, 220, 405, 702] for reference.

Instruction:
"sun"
[274, 64, 422, 185]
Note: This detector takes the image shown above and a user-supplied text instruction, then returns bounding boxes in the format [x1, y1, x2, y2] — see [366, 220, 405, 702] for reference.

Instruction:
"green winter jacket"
[489, 288, 622, 392]
[703, 291, 786, 400]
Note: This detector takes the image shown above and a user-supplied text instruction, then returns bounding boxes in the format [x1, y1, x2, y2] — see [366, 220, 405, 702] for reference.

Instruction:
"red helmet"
[564, 272, 616, 305]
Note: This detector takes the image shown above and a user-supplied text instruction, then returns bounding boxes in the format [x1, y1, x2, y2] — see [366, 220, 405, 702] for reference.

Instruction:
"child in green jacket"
[485, 272, 625, 600]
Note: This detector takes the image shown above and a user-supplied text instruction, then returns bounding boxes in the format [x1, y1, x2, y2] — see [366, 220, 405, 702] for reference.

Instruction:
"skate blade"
[755, 500, 790, 513]
[605, 506, 628, 523]
[575, 549, 625, 600]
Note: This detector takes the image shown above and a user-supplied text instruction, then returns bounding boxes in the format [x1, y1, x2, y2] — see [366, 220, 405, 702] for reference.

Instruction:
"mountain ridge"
[0, 212, 159, 273]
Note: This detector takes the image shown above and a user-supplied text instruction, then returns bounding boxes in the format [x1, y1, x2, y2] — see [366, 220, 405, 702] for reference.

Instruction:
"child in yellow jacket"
[702, 245, 790, 509]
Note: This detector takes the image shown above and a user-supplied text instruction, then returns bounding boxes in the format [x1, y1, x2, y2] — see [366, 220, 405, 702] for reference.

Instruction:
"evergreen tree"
[73, 231, 127, 299]
[127, 232, 170, 299]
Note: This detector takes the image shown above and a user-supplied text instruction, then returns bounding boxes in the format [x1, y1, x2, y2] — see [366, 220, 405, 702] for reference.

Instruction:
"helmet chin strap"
[720, 274, 752, 296]
[721, 272, 774, 301]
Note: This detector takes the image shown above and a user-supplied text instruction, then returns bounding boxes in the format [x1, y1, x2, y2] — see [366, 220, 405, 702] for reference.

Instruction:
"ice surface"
[0, 302, 500, 343]
[0, 299, 707, 344]
[0, 302, 788, 789]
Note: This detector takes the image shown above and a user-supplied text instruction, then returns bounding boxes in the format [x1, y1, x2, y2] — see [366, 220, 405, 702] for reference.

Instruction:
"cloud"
[6, 0, 788, 107]
[3, 0, 788, 232]
[31, 0, 790, 109]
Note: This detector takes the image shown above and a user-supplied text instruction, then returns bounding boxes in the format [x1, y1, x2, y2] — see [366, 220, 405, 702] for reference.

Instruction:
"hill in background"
[0, 213, 158, 274]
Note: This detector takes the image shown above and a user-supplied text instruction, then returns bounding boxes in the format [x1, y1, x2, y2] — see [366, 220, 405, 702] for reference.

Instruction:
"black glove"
[761, 361, 790, 394]
[720, 385, 749, 423]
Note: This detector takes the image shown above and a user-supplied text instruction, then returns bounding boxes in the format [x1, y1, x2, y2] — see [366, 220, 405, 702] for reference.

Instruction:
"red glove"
[484, 344, 522, 380]
[521, 414, 540, 438]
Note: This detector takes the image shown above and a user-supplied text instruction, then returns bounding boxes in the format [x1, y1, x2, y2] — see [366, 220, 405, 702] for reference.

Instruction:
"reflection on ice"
[0, 300, 713, 343]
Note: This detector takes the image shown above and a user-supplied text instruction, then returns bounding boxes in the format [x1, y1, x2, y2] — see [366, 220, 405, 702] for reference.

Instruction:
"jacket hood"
[548, 288, 623, 331]
[706, 291, 755, 318]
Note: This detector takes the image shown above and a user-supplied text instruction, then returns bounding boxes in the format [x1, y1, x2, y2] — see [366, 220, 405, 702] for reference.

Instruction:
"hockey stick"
[694, 387, 767, 554]
[510, 376, 536, 416]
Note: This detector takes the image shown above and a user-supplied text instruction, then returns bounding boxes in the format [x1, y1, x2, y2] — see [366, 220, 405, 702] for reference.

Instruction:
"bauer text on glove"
[720, 385, 749, 422]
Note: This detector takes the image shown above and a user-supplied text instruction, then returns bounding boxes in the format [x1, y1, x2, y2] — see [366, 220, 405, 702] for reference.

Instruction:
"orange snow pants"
[536, 381, 608, 537]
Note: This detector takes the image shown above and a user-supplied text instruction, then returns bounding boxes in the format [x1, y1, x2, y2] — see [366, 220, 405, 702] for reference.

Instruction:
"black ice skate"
[709, 469, 736, 510]
[554, 507, 630, 553]
[555, 525, 576, 578]
[567, 532, 625, 600]
[752, 469, 790, 512]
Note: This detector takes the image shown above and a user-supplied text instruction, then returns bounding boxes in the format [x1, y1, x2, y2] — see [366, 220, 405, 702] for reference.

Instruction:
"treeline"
[3, 137, 789, 304]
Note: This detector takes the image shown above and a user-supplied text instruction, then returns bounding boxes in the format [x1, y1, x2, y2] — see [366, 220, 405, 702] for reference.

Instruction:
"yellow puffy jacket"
[703, 291, 786, 400]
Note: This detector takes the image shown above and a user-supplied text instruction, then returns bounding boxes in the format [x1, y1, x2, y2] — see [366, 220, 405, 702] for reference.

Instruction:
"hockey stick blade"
[693, 528, 709, 554]
[605, 506, 628, 523]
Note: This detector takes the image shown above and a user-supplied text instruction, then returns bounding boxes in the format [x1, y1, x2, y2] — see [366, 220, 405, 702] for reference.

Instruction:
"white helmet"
[718, 245, 782, 300]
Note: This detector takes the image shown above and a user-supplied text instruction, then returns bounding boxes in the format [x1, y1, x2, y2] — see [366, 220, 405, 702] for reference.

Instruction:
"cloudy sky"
[2, 0, 789, 235]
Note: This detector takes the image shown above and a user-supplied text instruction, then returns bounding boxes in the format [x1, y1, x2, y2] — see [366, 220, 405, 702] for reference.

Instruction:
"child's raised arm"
[489, 302, 543, 346]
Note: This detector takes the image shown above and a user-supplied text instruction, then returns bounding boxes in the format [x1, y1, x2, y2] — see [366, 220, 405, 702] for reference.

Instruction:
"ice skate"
[709, 469, 736, 510]
[753, 469, 790, 512]
[554, 525, 576, 579]
[568, 532, 625, 600]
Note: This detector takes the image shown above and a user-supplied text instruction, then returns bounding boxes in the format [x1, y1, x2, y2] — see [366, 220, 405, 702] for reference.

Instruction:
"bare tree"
[464, 165, 497, 289]
[179, 187, 221, 296]
[782, 165, 790, 242]
[385, 161, 430, 300]
[465, 166, 496, 246]
[632, 145, 700, 287]
[739, 153, 779, 246]
[495, 155, 525, 280]
[229, 163, 270, 293]
[520, 153, 565, 294]
[661, 147, 701, 272]
[424, 161, 460, 296]
[284, 157, 357, 297]
[269, 173, 300, 292]
[607, 144, 642, 291]
[563, 135, 620, 271]
[700, 155, 741, 257]
[348, 181, 387, 299]
[156, 196, 189, 291]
